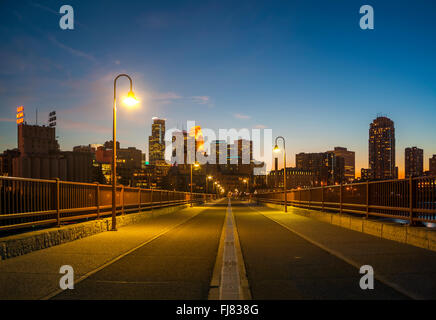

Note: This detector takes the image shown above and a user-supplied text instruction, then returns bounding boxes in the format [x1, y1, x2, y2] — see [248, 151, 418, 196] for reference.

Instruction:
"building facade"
[429, 155, 436, 176]
[267, 168, 314, 190]
[368, 116, 398, 180]
[0, 149, 20, 176]
[328, 147, 355, 183]
[12, 124, 93, 182]
[405, 147, 424, 178]
[148, 117, 166, 165]
[296, 152, 345, 186]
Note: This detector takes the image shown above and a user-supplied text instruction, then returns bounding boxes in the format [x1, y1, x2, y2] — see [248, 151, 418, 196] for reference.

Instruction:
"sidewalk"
[250, 204, 436, 299]
[0, 204, 216, 300]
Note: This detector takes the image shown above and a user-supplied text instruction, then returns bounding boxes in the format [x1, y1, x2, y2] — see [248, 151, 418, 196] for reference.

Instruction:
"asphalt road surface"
[231, 201, 408, 299]
[53, 202, 227, 300]
[52, 199, 410, 300]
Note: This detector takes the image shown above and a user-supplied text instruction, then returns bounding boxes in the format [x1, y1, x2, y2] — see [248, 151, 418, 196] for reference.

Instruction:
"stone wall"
[0, 204, 188, 260]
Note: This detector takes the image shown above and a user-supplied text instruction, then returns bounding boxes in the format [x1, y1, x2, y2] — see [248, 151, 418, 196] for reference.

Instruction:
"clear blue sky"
[1, 0, 436, 177]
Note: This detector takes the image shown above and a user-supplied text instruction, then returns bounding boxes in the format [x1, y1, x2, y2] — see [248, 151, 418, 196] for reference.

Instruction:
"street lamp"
[243, 178, 248, 193]
[274, 136, 287, 212]
[206, 175, 213, 193]
[191, 161, 200, 207]
[112, 74, 139, 231]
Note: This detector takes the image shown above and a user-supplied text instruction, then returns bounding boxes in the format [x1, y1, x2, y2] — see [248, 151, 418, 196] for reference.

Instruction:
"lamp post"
[273, 136, 287, 212]
[112, 74, 139, 231]
[243, 178, 248, 193]
[190, 161, 200, 207]
[206, 175, 213, 194]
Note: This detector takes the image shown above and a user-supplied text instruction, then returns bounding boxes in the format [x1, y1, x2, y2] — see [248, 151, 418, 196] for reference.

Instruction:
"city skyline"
[3, 113, 435, 180]
[1, 1, 436, 178]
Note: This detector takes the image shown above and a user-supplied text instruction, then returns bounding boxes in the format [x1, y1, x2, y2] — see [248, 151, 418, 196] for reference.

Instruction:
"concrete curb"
[261, 202, 436, 253]
[0, 204, 189, 261]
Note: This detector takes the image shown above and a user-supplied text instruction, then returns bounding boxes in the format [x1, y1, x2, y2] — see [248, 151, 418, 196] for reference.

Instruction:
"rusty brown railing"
[254, 176, 436, 224]
[0, 176, 216, 232]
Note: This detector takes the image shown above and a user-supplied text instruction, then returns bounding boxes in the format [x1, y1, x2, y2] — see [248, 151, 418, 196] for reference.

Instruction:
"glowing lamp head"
[207, 175, 213, 180]
[273, 145, 280, 153]
[123, 90, 139, 107]
[193, 161, 200, 168]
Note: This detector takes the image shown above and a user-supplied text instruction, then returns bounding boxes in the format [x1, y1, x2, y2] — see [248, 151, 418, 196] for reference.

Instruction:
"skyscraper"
[328, 147, 355, 183]
[429, 155, 436, 176]
[405, 147, 424, 178]
[368, 116, 397, 180]
[296, 152, 345, 185]
[148, 117, 166, 165]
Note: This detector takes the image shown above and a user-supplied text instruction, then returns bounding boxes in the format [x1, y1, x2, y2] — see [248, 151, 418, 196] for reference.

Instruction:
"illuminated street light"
[112, 74, 139, 231]
[123, 90, 139, 107]
[274, 136, 287, 212]
[273, 145, 280, 153]
[243, 178, 248, 193]
[206, 175, 213, 193]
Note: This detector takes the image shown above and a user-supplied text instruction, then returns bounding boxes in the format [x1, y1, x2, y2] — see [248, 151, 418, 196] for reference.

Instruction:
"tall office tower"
[211, 140, 227, 165]
[172, 130, 189, 165]
[368, 116, 398, 180]
[429, 155, 436, 175]
[328, 147, 355, 183]
[236, 139, 253, 165]
[148, 117, 166, 165]
[405, 147, 424, 178]
[296, 152, 325, 184]
[296, 152, 345, 185]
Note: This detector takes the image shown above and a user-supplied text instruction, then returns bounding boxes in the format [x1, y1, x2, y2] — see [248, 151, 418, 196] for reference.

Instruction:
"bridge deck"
[0, 199, 435, 300]
[233, 203, 406, 299]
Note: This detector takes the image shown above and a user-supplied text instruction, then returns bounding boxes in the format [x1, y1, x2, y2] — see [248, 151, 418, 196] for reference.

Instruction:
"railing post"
[151, 188, 154, 213]
[55, 178, 60, 227]
[121, 185, 125, 215]
[365, 181, 369, 219]
[309, 189, 311, 209]
[96, 182, 100, 219]
[321, 186, 324, 211]
[138, 188, 141, 211]
[339, 183, 343, 215]
[409, 177, 414, 225]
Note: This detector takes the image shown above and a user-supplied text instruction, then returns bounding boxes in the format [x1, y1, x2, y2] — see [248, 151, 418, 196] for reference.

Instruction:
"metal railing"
[0, 176, 216, 232]
[254, 176, 436, 224]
